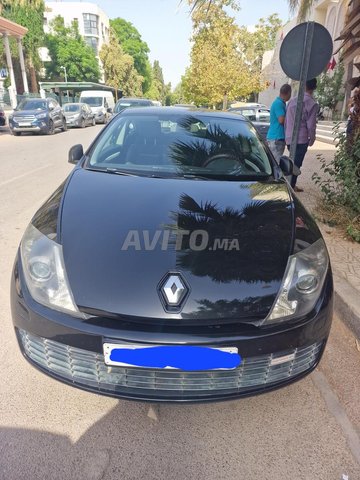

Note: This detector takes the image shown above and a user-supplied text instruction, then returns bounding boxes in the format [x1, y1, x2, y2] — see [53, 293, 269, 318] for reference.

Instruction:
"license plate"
[103, 343, 241, 371]
[18, 122, 31, 126]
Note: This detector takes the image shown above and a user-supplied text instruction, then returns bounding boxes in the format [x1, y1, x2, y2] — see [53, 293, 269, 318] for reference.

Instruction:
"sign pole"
[289, 22, 315, 162]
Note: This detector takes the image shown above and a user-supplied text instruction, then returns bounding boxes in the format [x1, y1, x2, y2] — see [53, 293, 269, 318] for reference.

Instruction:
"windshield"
[82, 97, 103, 107]
[17, 99, 47, 111]
[86, 113, 273, 179]
[64, 104, 80, 112]
[114, 100, 151, 113]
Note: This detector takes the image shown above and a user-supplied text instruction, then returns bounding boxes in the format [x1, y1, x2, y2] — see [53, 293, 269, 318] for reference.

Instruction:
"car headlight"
[20, 224, 84, 317]
[36, 112, 47, 119]
[262, 238, 329, 325]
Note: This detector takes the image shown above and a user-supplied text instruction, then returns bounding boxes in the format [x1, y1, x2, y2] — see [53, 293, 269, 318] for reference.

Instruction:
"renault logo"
[158, 272, 190, 312]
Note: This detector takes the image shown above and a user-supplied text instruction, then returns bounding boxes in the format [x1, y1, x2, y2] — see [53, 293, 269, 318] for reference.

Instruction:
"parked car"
[0, 106, 6, 127]
[11, 108, 333, 403]
[228, 106, 270, 140]
[228, 105, 270, 123]
[113, 97, 154, 114]
[8, 98, 67, 136]
[63, 103, 95, 128]
[79, 90, 115, 124]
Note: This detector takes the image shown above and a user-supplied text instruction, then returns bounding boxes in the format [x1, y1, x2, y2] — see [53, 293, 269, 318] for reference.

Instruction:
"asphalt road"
[1, 127, 360, 480]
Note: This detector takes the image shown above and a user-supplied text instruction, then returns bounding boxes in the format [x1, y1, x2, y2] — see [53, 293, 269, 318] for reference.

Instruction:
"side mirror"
[68, 144, 84, 164]
[107, 107, 113, 113]
[279, 155, 294, 176]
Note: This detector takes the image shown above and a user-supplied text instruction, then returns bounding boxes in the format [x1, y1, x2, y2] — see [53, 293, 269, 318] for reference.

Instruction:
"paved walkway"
[295, 140, 360, 336]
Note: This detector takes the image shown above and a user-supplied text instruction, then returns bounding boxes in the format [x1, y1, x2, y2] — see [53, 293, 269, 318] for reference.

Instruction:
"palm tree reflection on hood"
[168, 193, 292, 284]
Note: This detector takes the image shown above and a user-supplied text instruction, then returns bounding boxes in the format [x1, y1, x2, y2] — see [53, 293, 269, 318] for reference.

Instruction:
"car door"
[83, 104, 90, 124]
[49, 100, 61, 126]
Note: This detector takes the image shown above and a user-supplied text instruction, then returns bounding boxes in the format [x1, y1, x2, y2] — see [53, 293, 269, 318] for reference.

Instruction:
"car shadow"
[1, 372, 355, 480]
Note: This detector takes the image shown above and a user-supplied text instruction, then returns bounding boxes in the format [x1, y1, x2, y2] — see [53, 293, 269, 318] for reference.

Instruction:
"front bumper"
[9, 119, 48, 133]
[95, 112, 106, 123]
[65, 117, 81, 127]
[11, 259, 333, 403]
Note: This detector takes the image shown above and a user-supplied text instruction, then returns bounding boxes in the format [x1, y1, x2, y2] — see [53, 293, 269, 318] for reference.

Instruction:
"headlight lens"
[20, 224, 83, 317]
[36, 112, 47, 119]
[262, 238, 329, 325]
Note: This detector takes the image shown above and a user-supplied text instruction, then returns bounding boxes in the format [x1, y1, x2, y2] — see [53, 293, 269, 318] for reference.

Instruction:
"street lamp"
[60, 65, 69, 102]
[60, 65, 68, 83]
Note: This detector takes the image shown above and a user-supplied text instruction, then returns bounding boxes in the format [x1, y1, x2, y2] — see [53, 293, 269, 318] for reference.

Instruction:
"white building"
[259, 0, 349, 109]
[43, 2, 110, 78]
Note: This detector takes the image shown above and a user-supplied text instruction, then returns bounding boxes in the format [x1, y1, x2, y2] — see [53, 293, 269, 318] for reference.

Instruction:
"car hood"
[63, 111, 80, 117]
[60, 169, 294, 323]
[13, 109, 47, 116]
[90, 106, 104, 113]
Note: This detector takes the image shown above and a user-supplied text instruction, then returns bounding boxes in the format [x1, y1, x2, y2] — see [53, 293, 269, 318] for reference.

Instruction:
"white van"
[79, 90, 115, 124]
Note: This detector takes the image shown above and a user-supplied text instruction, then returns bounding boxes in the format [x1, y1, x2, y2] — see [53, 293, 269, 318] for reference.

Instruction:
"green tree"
[45, 16, 100, 82]
[316, 63, 345, 113]
[100, 30, 143, 98]
[188, 0, 313, 20]
[184, 0, 257, 108]
[237, 14, 282, 100]
[110, 18, 152, 92]
[1, 0, 45, 92]
[146, 60, 169, 103]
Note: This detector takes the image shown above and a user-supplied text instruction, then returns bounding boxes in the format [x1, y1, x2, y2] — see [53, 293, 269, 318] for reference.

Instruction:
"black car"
[8, 97, 67, 136]
[0, 106, 6, 127]
[11, 108, 333, 403]
[63, 102, 96, 128]
[113, 97, 154, 114]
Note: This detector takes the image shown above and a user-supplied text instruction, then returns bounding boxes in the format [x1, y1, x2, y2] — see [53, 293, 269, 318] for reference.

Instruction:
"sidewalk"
[295, 140, 360, 338]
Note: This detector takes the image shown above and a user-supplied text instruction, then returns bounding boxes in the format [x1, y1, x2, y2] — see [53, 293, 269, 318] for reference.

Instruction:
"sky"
[54, 0, 291, 86]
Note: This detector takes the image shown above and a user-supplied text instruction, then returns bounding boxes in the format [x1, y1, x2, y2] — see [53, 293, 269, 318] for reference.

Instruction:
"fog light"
[296, 274, 318, 294]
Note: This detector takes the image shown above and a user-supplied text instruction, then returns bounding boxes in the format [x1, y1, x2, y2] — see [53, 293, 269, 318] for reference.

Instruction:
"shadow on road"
[1, 373, 359, 480]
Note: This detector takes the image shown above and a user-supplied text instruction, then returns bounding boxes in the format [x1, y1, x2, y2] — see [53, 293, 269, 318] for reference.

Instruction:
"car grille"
[13, 115, 35, 122]
[18, 329, 323, 400]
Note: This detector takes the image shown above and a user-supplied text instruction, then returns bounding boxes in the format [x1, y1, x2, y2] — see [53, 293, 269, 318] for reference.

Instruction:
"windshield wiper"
[178, 174, 212, 180]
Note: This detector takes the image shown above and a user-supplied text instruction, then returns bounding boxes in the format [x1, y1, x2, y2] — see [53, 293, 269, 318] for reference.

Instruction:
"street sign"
[280, 22, 333, 81]
[279, 22, 333, 166]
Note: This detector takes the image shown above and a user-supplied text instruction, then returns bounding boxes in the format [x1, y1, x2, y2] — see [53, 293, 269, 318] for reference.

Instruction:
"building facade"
[259, 0, 348, 112]
[0, 16, 29, 108]
[43, 2, 110, 79]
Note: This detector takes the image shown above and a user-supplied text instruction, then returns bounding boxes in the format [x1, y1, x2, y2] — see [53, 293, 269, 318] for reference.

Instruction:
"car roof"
[119, 106, 249, 122]
[117, 97, 152, 102]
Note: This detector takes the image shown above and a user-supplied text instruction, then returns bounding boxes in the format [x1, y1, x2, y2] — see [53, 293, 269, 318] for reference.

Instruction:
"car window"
[64, 104, 80, 112]
[239, 109, 257, 122]
[258, 109, 270, 122]
[86, 113, 273, 179]
[82, 97, 103, 107]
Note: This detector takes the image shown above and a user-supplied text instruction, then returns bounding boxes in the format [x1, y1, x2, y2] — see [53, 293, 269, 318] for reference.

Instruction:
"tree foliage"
[45, 16, 100, 82]
[100, 29, 143, 97]
[1, 0, 45, 92]
[316, 63, 345, 112]
[183, 0, 258, 108]
[110, 18, 152, 92]
[238, 14, 282, 94]
[145, 60, 171, 103]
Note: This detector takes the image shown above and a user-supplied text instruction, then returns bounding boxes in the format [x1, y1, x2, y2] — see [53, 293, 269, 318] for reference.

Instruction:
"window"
[83, 13, 99, 35]
[87, 113, 273, 179]
[85, 36, 99, 53]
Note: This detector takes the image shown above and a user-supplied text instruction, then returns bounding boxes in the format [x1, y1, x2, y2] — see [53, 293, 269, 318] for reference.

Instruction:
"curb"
[333, 274, 360, 340]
